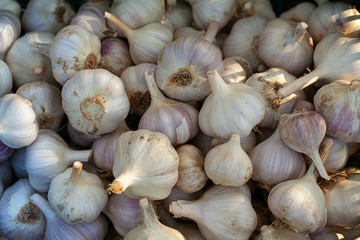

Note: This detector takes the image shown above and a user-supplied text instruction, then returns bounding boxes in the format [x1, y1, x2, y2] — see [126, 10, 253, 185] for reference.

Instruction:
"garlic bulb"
[280, 2, 316, 22]
[173, 27, 205, 41]
[48, 161, 107, 224]
[0, 60, 12, 98]
[31, 25, 101, 86]
[62, 69, 130, 137]
[0, 140, 13, 163]
[0, 179, 46, 240]
[314, 80, 360, 143]
[278, 111, 329, 180]
[211, 130, 257, 153]
[125, 198, 185, 240]
[268, 164, 327, 233]
[108, 129, 179, 200]
[102, 194, 142, 237]
[16, 81, 64, 130]
[92, 120, 130, 171]
[246, 68, 305, 129]
[6, 31, 57, 87]
[101, 38, 133, 77]
[0, 161, 12, 197]
[22, 0, 75, 34]
[176, 144, 207, 193]
[277, 33, 360, 98]
[155, 35, 223, 102]
[105, 12, 173, 65]
[223, 15, 269, 72]
[221, 56, 252, 84]
[259, 19, 314, 76]
[0, 0, 21, 18]
[0, 10, 21, 60]
[307, 2, 360, 44]
[254, 225, 311, 240]
[120, 63, 156, 115]
[237, 0, 276, 19]
[9, 147, 27, 178]
[205, 134, 253, 186]
[71, 5, 116, 40]
[170, 185, 257, 240]
[139, 71, 199, 146]
[30, 193, 108, 240]
[165, 2, 192, 30]
[0, 94, 39, 149]
[199, 69, 265, 139]
[249, 127, 306, 186]
[25, 129, 92, 192]
[67, 122, 96, 148]
[323, 137, 349, 171]
[186, 0, 237, 30]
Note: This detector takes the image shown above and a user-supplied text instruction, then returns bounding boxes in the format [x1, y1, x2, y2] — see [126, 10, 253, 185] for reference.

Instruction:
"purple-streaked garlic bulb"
[221, 56, 252, 84]
[139, 72, 199, 146]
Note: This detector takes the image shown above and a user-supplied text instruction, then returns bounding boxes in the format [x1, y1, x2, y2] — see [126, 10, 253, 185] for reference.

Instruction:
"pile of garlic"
[0, 0, 359, 239]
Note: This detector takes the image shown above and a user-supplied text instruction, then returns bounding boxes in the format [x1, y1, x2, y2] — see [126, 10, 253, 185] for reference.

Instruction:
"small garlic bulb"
[254, 225, 311, 240]
[0, 10, 21, 60]
[139, 71, 200, 146]
[199, 69, 265, 139]
[6, 31, 57, 87]
[237, 0, 276, 19]
[48, 161, 107, 224]
[25, 129, 92, 192]
[223, 15, 269, 72]
[205, 134, 253, 186]
[120, 63, 156, 115]
[0, 0, 21, 18]
[280, 2, 316, 23]
[22, 0, 75, 34]
[259, 19, 314, 76]
[108, 129, 179, 200]
[307, 2, 360, 44]
[323, 137, 349, 171]
[169, 185, 257, 240]
[165, 2, 192, 30]
[0, 94, 39, 149]
[176, 144, 207, 193]
[62, 69, 130, 137]
[16, 81, 64, 130]
[31, 25, 101, 86]
[221, 56, 252, 84]
[0, 60, 12, 97]
[0, 179, 46, 240]
[125, 198, 185, 240]
[245, 68, 305, 129]
[268, 164, 327, 233]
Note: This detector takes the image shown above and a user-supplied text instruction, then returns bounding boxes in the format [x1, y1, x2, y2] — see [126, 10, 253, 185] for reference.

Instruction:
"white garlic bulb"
[237, 0, 276, 19]
[31, 25, 101, 86]
[0, 94, 39, 149]
[280, 2, 316, 22]
[259, 19, 314, 76]
[0, 179, 46, 240]
[62, 69, 130, 137]
[0, 0, 21, 18]
[245, 68, 305, 129]
[165, 2, 192, 30]
[16, 81, 64, 130]
[170, 185, 257, 240]
[323, 137, 349, 171]
[199, 69, 265, 139]
[0, 10, 21, 60]
[25, 129, 93, 192]
[176, 144, 207, 193]
[221, 56, 252, 84]
[0, 60, 12, 97]
[268, 164, 327, 233]
[205, 134, 253, 186]
[254, 225, 311, 240]
[223, 15, 269, 72]
[48, 161, 107, 224]
[22, 0, 75, 34]
[108, 129, 179, 200]
[6, 31, 57, 87]
[139, 71, 199, 146]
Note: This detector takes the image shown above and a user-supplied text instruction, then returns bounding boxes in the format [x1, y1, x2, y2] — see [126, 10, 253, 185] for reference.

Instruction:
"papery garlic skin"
[254, 225, 311, 240]
[314, 80, 360, 143]
[22, 0, 75, 34]
[108, 129, 179, 200]
[0, 94, 39, 149]
[0, 60, 12, 97]
[280, 2, 316, 23]
[0, 179, 46, 240]
[0, 10, 21, 60]
[0, 0, 21, 18]
[237, 0, 276, 19]
[323, 137, 349, 171]
[16, 81, 64, 130]
[6, 31, 57, 87]
[165, 2, 192, 30]
[199, 70, 265, 139]
[48, 161, 108, 224]
[205, 134, 253, 186]
[221, 56, 252, 84]
[62, 69, 130, 137]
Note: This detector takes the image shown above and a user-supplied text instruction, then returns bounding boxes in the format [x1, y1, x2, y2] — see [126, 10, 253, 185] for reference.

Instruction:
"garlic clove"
[0, 10, 21, 60]
[0, 60, 12, 97]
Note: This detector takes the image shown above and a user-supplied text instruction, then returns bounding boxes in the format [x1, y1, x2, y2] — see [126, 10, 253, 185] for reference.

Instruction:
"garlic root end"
[169, 200, 183, 218]
[107, 180, 125, 194]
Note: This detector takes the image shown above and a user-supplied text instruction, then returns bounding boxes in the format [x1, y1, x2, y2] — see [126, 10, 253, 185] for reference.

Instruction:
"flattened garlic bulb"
[62, 69, 130, 137]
